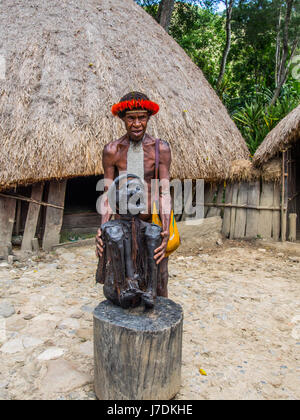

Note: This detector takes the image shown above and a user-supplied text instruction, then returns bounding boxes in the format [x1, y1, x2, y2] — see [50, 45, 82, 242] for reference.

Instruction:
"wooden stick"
[204, 202, 281, 211]
[288, 192, 299, 202]
[0, 192, 64, 210]
[15, 200, 22, 236]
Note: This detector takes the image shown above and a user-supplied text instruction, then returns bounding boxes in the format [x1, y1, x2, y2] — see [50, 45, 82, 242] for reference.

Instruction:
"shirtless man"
[95, 92, 171, 302]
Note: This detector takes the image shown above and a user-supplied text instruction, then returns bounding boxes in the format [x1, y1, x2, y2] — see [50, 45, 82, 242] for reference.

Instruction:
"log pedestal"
[93, 297, 183, 400]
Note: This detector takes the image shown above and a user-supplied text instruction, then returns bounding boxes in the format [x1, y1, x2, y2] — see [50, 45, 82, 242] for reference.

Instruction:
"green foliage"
[232, 84, 300, 155]
[169, 3, 226, 85]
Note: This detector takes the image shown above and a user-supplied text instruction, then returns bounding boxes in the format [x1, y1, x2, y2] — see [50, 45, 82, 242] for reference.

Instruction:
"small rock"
[0, 389, 9, 400]
[6, 318, 27, 332]
[77, 341, 93, 357]
[0, 302, 15, 318]
[22, 336, 44, 349]
[0, 262, 9, 268]
[46, 263, 58, 270]
[80, 305, 95, 314]
[57, 318, 80, 330]
[0, 337, 24, 354]
[76, 328, 93, 341]
[23, 314, 35, 321]
[0, 381, 9, 389]
[270, 377, 282, 388]
[41, 359, 92, 393]
[7, 255, 14, 265]
[37, 347, 65, 361]
[288, 256, 300, 263]
[216, 238, 223, 246]
[70, 312, 83, 319]
[258, 248, 266, 253]
[59, 252, 76, 262]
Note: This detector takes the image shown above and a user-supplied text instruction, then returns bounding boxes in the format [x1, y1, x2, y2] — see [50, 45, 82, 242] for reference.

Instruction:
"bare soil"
[0, 238, 299, 400]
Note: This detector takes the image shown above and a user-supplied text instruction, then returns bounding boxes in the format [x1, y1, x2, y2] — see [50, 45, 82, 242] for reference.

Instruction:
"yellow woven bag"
[152, 202, 180, 257]
[152, 139, 180, 257]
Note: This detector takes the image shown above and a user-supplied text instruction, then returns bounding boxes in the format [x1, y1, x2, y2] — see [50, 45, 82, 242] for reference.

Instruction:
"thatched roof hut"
[0, 0, 248, 192]
[253, 104, 300, 166]
[249, 105, 300, 242]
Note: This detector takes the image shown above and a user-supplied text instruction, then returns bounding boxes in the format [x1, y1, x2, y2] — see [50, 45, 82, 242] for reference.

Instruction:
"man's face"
[122, 111, 149, 142]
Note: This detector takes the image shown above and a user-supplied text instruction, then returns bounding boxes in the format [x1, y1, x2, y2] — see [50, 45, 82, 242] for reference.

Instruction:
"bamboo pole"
[0, 192, 64, 210]
[204, 202, 281, 211]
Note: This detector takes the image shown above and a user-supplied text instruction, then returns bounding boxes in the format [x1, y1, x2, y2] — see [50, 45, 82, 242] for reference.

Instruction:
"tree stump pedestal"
[93, 297, 183, 400]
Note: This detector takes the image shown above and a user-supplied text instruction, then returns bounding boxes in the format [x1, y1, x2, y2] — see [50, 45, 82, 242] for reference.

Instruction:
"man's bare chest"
[114, 143, 156, 181]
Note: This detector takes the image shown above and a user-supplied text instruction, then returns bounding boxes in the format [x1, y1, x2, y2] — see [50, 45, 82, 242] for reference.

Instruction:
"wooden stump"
[93, 297, 183, 400]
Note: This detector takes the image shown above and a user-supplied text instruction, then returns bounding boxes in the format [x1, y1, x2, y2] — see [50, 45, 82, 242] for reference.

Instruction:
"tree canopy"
[134, 0, 300, 154]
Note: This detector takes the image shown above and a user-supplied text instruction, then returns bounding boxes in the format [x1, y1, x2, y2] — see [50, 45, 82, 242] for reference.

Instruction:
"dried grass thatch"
[0, 0, 248, 191]
[253, 104, 300, 166]
[227, 159, 260, 182]
[261, 158, 282, 183]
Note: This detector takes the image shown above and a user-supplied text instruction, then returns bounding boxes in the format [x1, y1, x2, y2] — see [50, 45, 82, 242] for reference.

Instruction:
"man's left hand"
[154, 230, 169, 265]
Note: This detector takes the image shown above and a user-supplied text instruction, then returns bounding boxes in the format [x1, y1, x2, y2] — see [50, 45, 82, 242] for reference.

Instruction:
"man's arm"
[96, 143, 116, 257]
[154, 140, 171, 265]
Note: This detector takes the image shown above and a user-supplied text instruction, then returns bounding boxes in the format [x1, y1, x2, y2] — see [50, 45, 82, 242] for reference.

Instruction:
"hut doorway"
[287, 142, 300, 240]
[62, 175, 103, 239]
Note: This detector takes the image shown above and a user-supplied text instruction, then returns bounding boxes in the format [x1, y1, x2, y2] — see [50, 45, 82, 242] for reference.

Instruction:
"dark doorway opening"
[62, 175, 103, 237]
[287, 141, 300, 240]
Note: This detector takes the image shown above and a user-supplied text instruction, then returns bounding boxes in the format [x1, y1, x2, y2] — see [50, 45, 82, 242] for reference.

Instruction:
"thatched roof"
[227, 158, 282, 183]
[253, 104, 300, 166]
[227, 159, 260, 182]
[0, 0, 248, 191]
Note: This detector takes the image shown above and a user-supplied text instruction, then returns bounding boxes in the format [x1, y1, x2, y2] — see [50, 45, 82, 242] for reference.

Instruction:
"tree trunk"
[217, 0, 234, 89]
[270, 0, 295, 106]
[157, 0, 175, 33]
[94, 297, 183, 400]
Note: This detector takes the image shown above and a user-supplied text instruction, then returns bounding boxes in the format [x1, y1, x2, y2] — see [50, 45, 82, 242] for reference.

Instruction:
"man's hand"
[95, 228, 103, 258]
[154, 230, 169, 265]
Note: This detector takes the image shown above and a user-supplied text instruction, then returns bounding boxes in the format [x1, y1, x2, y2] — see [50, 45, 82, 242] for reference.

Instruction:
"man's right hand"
[95, 228, 103, 258]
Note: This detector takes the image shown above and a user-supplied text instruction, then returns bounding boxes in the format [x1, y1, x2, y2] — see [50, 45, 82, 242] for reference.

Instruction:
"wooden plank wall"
[21, 183, 44, 251]
[220, 180, 282, 240]
[0, 195, 16, 258]
[42, 180, 67, 251]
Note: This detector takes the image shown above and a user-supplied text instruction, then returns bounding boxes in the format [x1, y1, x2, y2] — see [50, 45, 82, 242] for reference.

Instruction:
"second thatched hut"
[219, 104, 300, 242]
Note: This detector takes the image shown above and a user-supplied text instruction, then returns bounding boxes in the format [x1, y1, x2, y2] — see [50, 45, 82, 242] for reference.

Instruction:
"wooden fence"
[204, 180, 282, 241]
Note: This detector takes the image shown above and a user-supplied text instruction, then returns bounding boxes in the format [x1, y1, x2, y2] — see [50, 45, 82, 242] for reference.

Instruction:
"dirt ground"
[0, 238, 299, 400]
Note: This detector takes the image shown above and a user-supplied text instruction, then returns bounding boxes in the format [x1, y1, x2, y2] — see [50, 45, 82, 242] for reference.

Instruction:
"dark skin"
[95, 111, 171, 265]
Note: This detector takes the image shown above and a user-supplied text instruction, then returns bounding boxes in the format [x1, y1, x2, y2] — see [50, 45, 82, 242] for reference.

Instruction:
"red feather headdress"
[111, 99, 159, 117]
